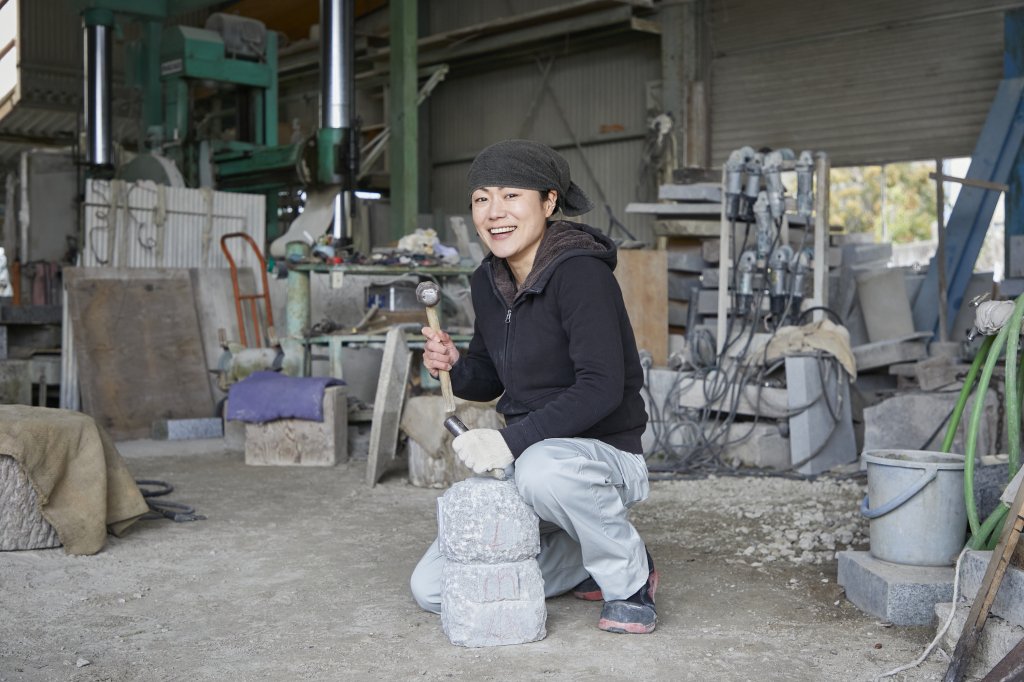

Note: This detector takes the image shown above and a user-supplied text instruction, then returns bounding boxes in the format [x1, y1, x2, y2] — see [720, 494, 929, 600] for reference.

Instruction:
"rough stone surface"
[442, 559, 545, 604]
[441, 560, 547, 647]
[438, 477, 545, 648]
[863, 390, 997, 456]
[936, 601, 1024, 679]
[837, 550, 955, 625]
[152, 418, 223, 441]
[0, 454, 60, 551]
[959, 549, 1024, 628]
[438, 478, 540, 564]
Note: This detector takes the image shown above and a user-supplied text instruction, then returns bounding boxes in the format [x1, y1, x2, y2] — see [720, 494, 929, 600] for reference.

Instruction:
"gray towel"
[467, 139, 594, 216]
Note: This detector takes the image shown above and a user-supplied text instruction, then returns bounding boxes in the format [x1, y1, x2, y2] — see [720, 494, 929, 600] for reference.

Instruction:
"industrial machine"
[74, 0, 359, 244]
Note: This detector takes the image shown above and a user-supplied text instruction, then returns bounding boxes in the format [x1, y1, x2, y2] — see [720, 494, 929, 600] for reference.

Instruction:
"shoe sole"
[596, 618, 657, 634]
[574, 569, 659, 603]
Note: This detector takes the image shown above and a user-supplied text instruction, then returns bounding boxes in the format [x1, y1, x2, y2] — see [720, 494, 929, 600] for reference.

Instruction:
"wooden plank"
[614, 249, 668, 366]
[65, 268, 215, 440]
[367, 326, 412, 486]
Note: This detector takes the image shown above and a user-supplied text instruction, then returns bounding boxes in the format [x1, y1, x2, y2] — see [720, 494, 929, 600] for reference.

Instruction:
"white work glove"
[452, 428, 514, 475]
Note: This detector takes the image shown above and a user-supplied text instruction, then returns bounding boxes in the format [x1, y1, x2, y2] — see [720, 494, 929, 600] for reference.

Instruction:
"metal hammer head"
[415, 281, 441, 307]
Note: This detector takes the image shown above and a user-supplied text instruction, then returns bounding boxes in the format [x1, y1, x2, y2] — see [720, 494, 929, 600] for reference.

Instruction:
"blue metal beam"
[912, 76, 1024, 337]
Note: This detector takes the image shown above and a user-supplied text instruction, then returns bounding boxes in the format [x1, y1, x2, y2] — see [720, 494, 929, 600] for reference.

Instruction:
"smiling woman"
[470, 186, 557, 284]
[410, 139, 659, 635]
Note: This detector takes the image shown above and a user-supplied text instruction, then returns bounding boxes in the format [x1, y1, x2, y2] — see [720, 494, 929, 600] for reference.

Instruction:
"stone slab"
[960, 549, 1024, 628]
[936, 601, 1024, 679]
[243, 385, 347, 466]
[152, 418, 224, 441]
[366, 327, 411, 485]
[785, 355, 857, 476]
[853, 334, 930, 372]
[862, 390, 996, 457]
[657, 182, 722, 202]
[837, 550, 955, 625]
[723, 420, 790, 470]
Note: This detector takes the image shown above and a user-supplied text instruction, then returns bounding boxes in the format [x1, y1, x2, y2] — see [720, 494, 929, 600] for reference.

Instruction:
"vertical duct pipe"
[320, 0, 354, 240]
[83, 9, 114, 168]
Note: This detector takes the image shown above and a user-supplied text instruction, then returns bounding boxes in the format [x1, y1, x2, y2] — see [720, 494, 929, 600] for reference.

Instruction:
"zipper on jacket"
[505, 309, 512, 324]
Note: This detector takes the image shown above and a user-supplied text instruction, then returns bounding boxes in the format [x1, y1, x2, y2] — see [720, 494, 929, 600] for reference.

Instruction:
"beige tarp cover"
[0, 406, 148, 555]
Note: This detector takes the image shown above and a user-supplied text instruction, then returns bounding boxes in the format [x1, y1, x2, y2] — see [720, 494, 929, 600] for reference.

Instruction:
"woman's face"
[471, 187, 557, 276]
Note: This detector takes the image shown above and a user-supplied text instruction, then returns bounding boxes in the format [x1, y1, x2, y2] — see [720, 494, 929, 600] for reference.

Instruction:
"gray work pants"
[409, 437, 651, 614]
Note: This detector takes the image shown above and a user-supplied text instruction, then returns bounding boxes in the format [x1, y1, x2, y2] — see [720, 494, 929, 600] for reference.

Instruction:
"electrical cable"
[136, 479, 206, 523]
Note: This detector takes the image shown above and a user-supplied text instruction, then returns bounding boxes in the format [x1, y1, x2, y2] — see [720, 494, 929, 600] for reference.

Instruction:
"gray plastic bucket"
[860, 449, 967, 566]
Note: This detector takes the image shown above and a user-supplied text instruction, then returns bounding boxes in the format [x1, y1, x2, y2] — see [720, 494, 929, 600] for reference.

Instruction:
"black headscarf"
[466, 139, 594, 216]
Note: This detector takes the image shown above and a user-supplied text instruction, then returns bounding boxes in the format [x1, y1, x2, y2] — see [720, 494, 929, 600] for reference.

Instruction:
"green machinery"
[74, 0, 358, 243]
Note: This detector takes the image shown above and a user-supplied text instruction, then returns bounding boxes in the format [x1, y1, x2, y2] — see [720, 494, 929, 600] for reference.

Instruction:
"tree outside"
[829, 161, 938, 244]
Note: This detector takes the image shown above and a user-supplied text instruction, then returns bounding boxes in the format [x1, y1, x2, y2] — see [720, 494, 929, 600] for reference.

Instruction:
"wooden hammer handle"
[425, 306, 457, 413]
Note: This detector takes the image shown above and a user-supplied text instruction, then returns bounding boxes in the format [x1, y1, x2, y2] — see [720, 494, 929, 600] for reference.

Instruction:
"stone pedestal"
[438, 477, 546, 647]
[242, 386, 347, 466]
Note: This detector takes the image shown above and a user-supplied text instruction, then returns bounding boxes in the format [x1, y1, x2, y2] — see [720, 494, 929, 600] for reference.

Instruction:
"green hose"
[963, 294, 1024, 541]
[941, 335, 994, 454]
[980, 504, 1011, 550]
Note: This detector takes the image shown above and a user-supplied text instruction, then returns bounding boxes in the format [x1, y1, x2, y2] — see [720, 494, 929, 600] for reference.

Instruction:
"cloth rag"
[0, 406, 149, 555]
[226, 371, 344, 424]
[747, 319, 858, 380]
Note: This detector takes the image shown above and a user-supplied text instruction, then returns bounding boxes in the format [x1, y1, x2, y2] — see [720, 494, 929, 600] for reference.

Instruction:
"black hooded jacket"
[448, 220, 648, 457]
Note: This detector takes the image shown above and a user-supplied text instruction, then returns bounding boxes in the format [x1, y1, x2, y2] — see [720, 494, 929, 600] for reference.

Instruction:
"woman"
[409, 139, 658, 634]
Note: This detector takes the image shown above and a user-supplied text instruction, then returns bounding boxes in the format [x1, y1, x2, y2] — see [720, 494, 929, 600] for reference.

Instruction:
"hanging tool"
[415, 281, 468, 436]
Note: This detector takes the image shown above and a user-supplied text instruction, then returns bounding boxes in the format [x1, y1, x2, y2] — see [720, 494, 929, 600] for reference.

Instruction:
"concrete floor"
[0, 439, 953, 681]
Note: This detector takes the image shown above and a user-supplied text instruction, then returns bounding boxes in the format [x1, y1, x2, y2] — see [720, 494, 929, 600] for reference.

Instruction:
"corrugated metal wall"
[429, 33, 661, 243]
[710, 0, 1012, 167]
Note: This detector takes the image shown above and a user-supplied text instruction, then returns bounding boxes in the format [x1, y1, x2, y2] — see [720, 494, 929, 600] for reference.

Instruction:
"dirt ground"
[0, 439, 955, 682]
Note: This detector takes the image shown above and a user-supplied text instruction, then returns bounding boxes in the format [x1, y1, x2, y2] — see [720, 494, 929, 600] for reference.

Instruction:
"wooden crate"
[243, 386, 347, 466]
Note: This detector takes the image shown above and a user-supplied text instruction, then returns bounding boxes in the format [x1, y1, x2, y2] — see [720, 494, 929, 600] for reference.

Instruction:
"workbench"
[283, 250, 476, 380]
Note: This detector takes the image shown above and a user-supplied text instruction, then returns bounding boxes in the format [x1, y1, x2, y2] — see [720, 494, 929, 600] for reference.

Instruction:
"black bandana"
[467, 139, 594, 216]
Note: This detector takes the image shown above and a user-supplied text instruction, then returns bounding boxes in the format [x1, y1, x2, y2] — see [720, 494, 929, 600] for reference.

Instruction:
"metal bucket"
[860, 449, 967, 566]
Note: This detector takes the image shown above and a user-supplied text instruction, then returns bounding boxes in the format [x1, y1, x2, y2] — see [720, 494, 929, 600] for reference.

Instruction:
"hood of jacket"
[485, 220, 616, 307]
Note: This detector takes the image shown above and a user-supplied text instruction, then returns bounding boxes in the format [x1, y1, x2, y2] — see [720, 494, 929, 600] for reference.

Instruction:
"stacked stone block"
[437, 477, 546, 647]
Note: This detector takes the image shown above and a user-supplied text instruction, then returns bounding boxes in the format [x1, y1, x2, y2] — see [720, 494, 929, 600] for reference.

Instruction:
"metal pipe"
[319, 0, 354, 240]
[319, 0, 351, 130]
[83, 10, 114, 167]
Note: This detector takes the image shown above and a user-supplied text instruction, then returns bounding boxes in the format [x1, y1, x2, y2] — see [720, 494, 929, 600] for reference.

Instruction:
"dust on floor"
[0, 441, 948, 682]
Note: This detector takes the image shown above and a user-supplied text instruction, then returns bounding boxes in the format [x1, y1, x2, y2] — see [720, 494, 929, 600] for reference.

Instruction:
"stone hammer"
[416, 281, 468, 437]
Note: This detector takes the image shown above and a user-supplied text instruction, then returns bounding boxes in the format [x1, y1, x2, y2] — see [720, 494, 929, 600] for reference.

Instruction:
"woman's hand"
[421, 326, 461, 378]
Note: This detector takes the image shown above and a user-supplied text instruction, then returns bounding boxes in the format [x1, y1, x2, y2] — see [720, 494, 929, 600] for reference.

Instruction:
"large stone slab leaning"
[437, 478, 540, 564]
